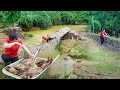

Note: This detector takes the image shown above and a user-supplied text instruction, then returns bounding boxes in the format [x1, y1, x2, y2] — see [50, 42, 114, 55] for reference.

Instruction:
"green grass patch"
[55, 43, 63, 53]
[95, 59, 120, 76]
[86, 47, 120, 76]
[68, 43, 90, 60]
[24, 33, 34, 38]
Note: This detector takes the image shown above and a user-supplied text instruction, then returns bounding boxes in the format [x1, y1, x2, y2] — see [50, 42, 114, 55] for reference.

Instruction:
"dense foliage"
[1, 11, 120, 38]
[0, 11, 21, 27]
[0, 11, 89, 30]
[88, 11, 120, 38]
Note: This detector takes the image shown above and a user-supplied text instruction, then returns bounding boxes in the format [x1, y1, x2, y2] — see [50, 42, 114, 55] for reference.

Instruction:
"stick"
[31, 49, 41, 65]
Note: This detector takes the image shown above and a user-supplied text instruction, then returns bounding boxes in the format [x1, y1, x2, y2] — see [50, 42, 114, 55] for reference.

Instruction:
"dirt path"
[72, 32, 120, 79]
[45, 28, 120, 79]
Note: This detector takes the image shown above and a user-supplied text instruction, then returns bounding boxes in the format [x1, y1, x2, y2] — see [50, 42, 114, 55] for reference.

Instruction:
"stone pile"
[61, 30, 86, 41]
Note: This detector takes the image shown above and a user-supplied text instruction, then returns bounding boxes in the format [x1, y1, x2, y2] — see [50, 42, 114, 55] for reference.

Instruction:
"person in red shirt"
[100, 29, 108, 46]
[1, 31, 35, 65]
[43, 35, 56, 43]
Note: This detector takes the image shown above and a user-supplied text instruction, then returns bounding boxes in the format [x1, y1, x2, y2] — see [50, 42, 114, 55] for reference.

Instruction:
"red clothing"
[100, 31, 105, 37]
[2, 38, 23, 58]
[44, 36, 50, 40]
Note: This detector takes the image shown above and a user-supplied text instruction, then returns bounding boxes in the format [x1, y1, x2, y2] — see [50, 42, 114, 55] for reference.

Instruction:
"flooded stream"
[22, 25, 87, 78]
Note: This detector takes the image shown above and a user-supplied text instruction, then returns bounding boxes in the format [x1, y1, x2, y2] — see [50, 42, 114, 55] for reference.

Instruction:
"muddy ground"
[46, 31, 120, 79]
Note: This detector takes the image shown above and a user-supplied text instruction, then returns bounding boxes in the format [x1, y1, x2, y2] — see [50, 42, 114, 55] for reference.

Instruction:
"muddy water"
[23, 25, 87, 78]
[35, 42, 77, 78]
[46, 54, 78, 78]
[23, 25, 85, 46]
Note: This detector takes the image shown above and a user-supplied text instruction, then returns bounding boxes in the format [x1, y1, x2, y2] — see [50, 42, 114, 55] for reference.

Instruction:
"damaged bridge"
[19, 27, 81, 59]
[20, 27, 69, 58]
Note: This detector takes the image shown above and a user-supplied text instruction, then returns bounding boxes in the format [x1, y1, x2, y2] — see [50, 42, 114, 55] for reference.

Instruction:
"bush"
[0, 11, 89, 30]
[47, 11, 62, 25]
[17, 15, 33, 29]
[94, 20, 101, 33]
[0, 11, 21, 28]
[74, 11, 89, 24]
[88, 17, 101, 33]
[17, 11, 52, 30]
[60, 12, 75, 25]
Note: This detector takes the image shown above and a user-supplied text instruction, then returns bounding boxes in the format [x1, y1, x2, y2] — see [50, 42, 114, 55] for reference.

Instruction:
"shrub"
[17, 11, 52, 30]
[47, 11, 62, 25]
[60, 12, 75, 25]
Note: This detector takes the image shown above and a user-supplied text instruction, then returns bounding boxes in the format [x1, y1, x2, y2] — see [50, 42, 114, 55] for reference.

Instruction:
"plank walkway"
[24, 27, 71, 56]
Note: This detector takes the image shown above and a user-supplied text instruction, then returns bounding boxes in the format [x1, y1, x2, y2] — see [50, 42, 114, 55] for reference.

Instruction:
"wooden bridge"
[20, 27, 71, 59]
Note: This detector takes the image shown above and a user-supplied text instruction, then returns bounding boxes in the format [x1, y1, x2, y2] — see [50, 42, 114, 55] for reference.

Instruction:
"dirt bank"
[47, 31, 120, 79]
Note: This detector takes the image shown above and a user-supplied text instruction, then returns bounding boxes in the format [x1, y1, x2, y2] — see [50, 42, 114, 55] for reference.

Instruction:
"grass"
[68, 43, 90, 60]
[55, 43, 63, 53]
[24, 33, 34, 37]
[95, 60, 120, 75]
[43, 72, 86, 79]
[86, 46, 120, 77]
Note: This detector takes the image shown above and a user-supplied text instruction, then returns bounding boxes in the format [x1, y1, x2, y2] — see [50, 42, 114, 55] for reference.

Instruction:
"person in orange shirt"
[100, 29, 108, 46]
[1, 31, 35, 65]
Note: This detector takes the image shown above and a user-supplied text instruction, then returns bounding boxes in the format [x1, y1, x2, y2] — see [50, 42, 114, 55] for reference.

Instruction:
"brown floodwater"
[23, 25, 87, 46]
[23, 25, 87, 78]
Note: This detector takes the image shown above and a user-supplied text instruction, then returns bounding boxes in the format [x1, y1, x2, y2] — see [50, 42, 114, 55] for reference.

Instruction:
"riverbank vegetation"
[0, 11, 89, 30]
[88, 11, 120, 38]
[1, 11, 120, 39]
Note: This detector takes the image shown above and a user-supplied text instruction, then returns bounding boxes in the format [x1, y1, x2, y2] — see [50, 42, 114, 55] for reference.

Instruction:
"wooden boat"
[2, 53, 61, 79]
